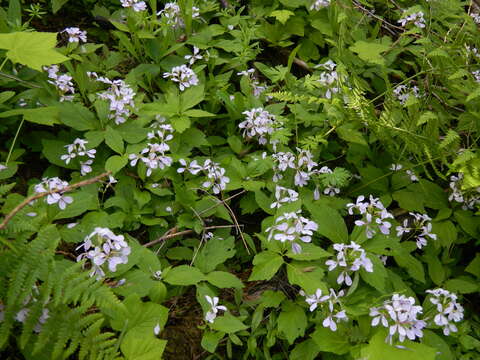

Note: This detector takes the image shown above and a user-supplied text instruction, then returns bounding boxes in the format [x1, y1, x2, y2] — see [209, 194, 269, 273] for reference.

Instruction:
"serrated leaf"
[305, 203, 348, 243]
[270, 10, 295, 24]
[0, 32, 69, 70]
[350, 39, 391, 65]
[248, 251, 283, 281]
[277, 301, 307, 344]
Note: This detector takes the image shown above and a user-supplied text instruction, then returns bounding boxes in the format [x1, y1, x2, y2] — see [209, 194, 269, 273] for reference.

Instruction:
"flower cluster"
[163, 65, 199, 91]
[347, 195, 394, 238]
[270, 185, 299, 209]
[158, 2, 200, 28]
[45, 65, 75, 102]
[265, 210, 318, 254]
[178, 159, 230, 194]
[76, 227, 131, 279]
[310, 0, 331, 10]
[63, 27, 87, 43]
[120, 0, 147, 12]
[370, 294, 426, 343]
[204, 295, 227, 323]
[398, 11, 426, 28]
[396, 212, 436, 249]
[315, 60, 340, 99]
[61, 138, 96, 176]
[88, 72, 135, 124]
[393, 84, 421, 105]
[237, 68, 268, 98]
[34, 177, 73, 210]
[272, 149, 318, 187]
[300, 288, 348, 331]
[426, 288, 464, 336]
[325, 241, 373, 286]
[129, 119, 174, 176]
[239, 108, 277, 145]
[448, 173, 480, 210]
[472, 70, 480, 83]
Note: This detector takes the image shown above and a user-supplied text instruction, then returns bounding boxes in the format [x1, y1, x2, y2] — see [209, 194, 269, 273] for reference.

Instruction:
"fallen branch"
[143, 224, 241, 248]
[0, 171, 111, 231]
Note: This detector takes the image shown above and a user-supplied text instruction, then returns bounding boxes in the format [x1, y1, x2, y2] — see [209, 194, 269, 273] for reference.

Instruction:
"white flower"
[120, 0, 147, 12]
[270, 186, 299, 209]
[393, 84, 421, 105]
[271, 149, 318, 187]
[185, 46, 203, 65]
[426, 288, 463, 336]
[266, 210, 318, 254]
[154, 323, 161, 336]
[398, 11, 426, 29]
[34, 177, 73, 210]
[240, 108, 277, 145]
[315, 60, 340, 99]
[310, 0, 330, 10]
[76, 227, 130, 280]
[44, 65, 75, 102]
[300, 288, 347, 331]
[325, 241, 373, 286]
[163, 65, 199, 91]
[157, 2, 199, 27]
[370, 294, 426, 343]
[390, 163, 403, 171]
[205, 295, 227, 323]
[63, 27, 87, 43]
[347, 195, 394, 238]
[0, 164, 7, 172]
[470, 12, 480, 24]
[396, 212, 436, 249]
[406, 169, 419, 182]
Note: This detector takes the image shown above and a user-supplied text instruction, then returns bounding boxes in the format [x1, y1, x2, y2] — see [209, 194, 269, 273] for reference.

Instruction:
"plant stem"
[5, 118, 24, 165]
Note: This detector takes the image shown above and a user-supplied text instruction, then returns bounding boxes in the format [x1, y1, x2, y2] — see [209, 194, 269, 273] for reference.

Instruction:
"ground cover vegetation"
[0, 0, 479, 358]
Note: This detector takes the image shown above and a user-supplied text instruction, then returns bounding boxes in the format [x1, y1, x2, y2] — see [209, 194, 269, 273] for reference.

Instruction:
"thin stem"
[0, 57, 8, 73]
[5, 118, 24, 165]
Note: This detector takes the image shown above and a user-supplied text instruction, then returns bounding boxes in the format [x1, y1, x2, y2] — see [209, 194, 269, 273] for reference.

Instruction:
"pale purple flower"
[63, 27, 87, 43]
[163, 65, 199, 91]
[426, 288, 464, 336]
[120, 0, 147, 12]
[205, 295, 227, 323]
[326, 241, 373, 286]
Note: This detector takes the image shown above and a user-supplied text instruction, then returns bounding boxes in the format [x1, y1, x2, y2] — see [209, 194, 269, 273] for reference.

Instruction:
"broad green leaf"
[286, 261, 326, 294]
[350, 39, 391, 65]
[465, 254, 480, 278]
[444, 277, 479, 294]
[105, 155, 128, 174]
[310, 327, 349, 355]
[277, 301, 307, 344]
[206, 271, 244, 289]
[393, 247, 425, 283]
[0, 107, 60, 126]
[286, 243, 331, 260]
[121, 331, 167, 360]
[0, 91, 15, 104]
[248, 251, 283, 281]
[423, 330, 454, 360]
[305, 203, 348, 243]
[163, 265, 206, 286]
[52, 0, 70, 13]
[180, 84, 205, 110]
[105, 126, 124, 154]
[210, 313, 248, 333]
[269, 10, 295, 24]
[290, 339, 320, 360]
[360, 330, 436, 360]
[195, 236, 236, 273]
[0, 32, 69, 70]
[360, 255, 388, 292]
[201, 331, 224, 353]
[183, 109, 215, 118]
[425, 254, 445, 285]
[58, 103, 98, 130]
[53, 191, 98, 220]
[172, 116, 191, 133]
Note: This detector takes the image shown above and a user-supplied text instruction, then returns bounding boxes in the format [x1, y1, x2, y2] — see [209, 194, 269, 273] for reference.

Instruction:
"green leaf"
[0, 91, 15, 104]
[290, 339, 320, 360]
[105, 155, 128, 174]
[121, 331, 167, 360]
[210, 313, 248, 333]
[277, 301, 307, 344]
[172, 116, 191, 133]
[360, 255, 388, 292]
[444, 277, 479, 294]
[180, 85, 205, 110]
[105, 126, 124, 154]
[0, 32, 69, 70]
[360, 330, 436, 360]
[183, 109, 216, 118]
[393, 247, 425, 283]
[286, 262, 325, 294]
[248, 251, 283, 281]
[305, 203, 348, 243]
[310, 327, 349, 355]
[350, 39, 391, 65]
[0, 107, 60, 126]
[286, 243, 331, 260]
[269, 10, 295, 24]
[195, 237, 236, 273]
[201, 331, 224, 353]
[425, 254, 445, 285]
[465, 254, 480, 278]
[52, 0, 70, 13]
[53, 191, 98, 219]
[163, 265, 206, 286]
[58, 103, 98, 131]
[206, 271, 244, 289]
